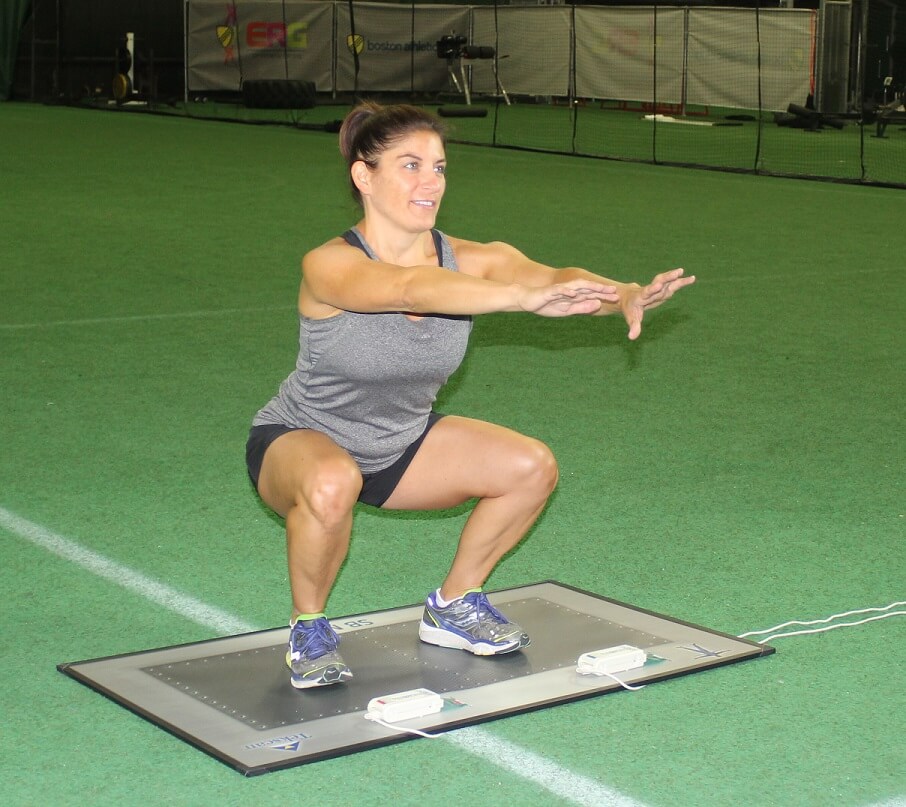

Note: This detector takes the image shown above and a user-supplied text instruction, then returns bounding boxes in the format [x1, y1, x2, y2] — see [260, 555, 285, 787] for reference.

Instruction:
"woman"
[247, 101, 695, 689]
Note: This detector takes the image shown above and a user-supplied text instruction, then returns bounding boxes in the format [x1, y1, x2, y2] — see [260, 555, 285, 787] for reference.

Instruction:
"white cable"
[739, 601, 906, 639]
[363, 712, 441, 739]
[752, 611, 906, 644]
[600, 672, 646, 691]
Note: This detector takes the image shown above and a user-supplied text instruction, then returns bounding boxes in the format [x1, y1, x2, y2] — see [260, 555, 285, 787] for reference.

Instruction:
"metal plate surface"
[58, 581, 772, 775]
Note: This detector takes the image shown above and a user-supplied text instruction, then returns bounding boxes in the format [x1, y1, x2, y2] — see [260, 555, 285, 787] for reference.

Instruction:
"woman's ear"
[351, 160, 371, 195]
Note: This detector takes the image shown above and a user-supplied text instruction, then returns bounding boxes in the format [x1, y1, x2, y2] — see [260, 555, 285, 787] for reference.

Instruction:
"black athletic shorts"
[245, 412, 444, 508]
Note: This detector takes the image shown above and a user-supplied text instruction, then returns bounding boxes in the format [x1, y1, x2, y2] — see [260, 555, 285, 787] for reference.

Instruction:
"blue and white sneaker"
[286, 616, 353, 689]
[419, 589, 530, 655]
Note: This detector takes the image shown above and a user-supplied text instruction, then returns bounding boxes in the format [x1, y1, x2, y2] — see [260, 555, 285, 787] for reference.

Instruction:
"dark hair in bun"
[338, 101, 447, 205]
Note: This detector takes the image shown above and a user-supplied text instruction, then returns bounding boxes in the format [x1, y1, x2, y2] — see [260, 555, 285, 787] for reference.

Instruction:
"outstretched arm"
[449, 237, 695, 339]
[300, 239, 614, 318]
[609, 268, 696, 340]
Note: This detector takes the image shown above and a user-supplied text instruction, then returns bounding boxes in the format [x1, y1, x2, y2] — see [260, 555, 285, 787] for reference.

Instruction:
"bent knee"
[301, 458, 363, 526]
[519, 439, 559, 493]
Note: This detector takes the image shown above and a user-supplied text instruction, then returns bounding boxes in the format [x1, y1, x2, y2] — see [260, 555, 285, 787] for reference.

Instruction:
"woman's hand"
[620, 268, 696, 340]
[519, 279, 620, 317]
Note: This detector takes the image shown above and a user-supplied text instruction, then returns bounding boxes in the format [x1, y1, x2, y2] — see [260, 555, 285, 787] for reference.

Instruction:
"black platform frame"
[58, 581, 774, 775]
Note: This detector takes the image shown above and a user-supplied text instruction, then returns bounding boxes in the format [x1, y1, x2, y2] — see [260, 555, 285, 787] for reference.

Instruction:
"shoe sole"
[418, 622, 524, 655]
[289, 665, 353, 689]
[286, 650, 353, 688]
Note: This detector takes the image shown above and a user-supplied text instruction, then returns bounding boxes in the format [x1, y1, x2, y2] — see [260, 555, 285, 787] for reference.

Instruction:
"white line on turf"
[445, 728, 647, 807]
[0, 305, 292, 330]
[0, 506, 255, 635]
[1, 504, 648, 807]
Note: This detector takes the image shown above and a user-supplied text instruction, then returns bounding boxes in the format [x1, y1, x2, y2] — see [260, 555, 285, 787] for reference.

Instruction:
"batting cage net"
[17, 0, 906, 187]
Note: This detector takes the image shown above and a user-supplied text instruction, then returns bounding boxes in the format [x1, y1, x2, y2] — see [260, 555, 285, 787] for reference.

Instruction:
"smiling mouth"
[412, 200, 436, 209]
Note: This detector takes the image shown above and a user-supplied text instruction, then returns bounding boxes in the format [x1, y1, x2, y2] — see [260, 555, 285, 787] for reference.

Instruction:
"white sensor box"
[366, 688, 444, 722]
[576, 644, 647, 676]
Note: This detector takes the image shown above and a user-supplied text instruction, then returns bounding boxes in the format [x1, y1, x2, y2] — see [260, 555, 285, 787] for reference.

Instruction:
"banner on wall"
[685, 8, 815, 110]
[575, 7, 686, 105]
[185, 1, 815, 112]
[186, 1, 333, 93]
[334, 2, 469, 93]
[470, 6, 572, 98]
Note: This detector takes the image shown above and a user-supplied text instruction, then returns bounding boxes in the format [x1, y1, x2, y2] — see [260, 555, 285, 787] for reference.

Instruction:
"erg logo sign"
[246, 21, 309, 49]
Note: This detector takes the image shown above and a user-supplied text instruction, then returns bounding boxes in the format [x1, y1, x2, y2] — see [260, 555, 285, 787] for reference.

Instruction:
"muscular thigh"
[257, 429, 362, 518]
[382, 416, 557, 511]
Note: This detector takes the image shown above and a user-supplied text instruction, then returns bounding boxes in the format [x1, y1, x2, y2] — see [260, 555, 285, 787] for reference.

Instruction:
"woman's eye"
[435, 165, 446, 175]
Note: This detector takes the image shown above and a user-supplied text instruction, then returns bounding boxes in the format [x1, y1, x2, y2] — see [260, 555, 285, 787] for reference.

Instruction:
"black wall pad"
[438, 106, 488, 118]
[58, 581, 773, 776]
[242, 79, 317, 109]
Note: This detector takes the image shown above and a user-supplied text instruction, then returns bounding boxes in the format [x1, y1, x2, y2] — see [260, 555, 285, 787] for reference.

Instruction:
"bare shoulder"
[301, 236, 376, 285]
[444, 235, 523, 278]
[303, 236, 358, 273]
[299, 237, 368, 316]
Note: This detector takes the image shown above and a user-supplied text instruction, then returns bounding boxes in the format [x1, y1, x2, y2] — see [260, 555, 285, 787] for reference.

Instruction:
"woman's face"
[355, 129, 446, 232]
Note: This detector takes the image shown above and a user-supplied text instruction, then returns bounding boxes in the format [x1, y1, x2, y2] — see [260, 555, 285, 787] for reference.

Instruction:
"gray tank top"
[252, 228, 472, 473]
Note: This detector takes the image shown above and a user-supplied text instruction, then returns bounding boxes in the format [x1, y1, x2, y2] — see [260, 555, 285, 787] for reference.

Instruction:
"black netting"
[20, 0, 906, 187]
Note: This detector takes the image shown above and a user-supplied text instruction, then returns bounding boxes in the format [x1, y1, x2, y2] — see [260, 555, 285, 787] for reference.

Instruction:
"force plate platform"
[58, 581, 773, 775]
